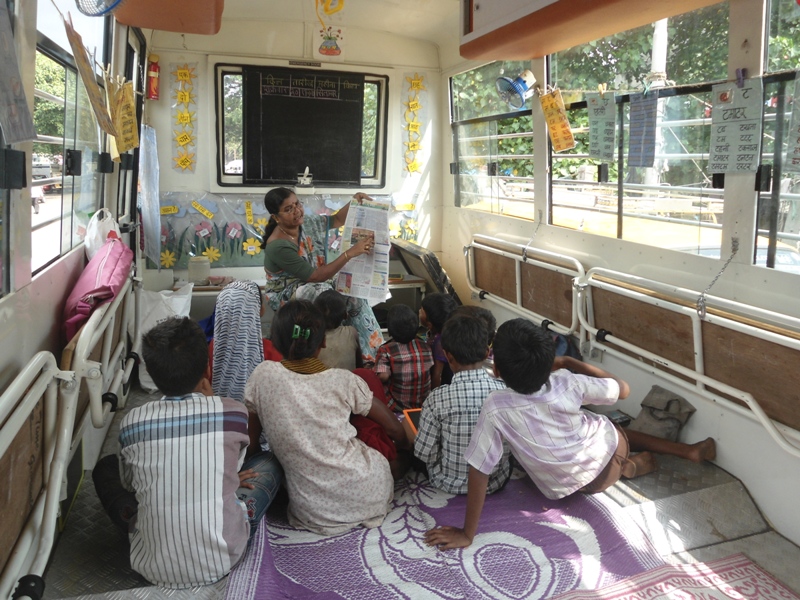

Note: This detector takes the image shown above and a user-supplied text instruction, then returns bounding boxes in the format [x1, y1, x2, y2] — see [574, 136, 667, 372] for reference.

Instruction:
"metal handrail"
[576, 268, 800, 458]
[71, 273, 141, 429]
[0, 352, 79, 600]
[465, 235, 584, 335]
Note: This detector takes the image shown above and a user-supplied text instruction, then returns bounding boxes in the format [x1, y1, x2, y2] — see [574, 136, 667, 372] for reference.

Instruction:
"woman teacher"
[261, 187, 384, 364]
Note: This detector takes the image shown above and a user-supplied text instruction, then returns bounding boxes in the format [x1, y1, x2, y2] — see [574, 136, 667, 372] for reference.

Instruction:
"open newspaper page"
[334, 199, 390, 305]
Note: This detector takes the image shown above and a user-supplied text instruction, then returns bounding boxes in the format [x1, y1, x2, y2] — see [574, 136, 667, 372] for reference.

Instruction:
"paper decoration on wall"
[0, 2, 35, 143]
[105, 72, 140, 160]
[708, 78, 763, 173]
[170, 62, 198, 173]
[627, 91, 659, 168]
[785, 74, 800, 173]
[540, 89, 575, 153]
[313, 0, 346, 61]
[63, 15, 116, 137]
[403, 72, 427, 176]
[585, 91, 616, 162]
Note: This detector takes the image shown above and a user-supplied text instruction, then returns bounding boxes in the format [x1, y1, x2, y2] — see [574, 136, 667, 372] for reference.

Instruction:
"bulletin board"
[520, 262, 574, 326]
[473, 248, 516, 304]
[242, 66, 365, 186]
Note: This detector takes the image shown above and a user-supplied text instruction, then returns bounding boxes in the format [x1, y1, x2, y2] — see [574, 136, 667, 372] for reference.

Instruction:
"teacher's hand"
[353, 192, 373, 204]
[351, 235, 374, 257]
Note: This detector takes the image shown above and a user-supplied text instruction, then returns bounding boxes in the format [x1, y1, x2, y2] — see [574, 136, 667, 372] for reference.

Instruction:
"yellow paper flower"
[160, 250, 176, 268]
[255, 217, 268, 234]
[244, 237, 262, 256]
[203, 246, 221, 263]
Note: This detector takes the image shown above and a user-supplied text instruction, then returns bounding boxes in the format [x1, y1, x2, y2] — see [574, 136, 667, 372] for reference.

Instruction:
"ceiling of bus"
[221, 0, 461, 46]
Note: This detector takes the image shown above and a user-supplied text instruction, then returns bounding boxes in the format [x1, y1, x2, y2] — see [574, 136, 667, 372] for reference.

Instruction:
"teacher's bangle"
[344, 250, 349, 260]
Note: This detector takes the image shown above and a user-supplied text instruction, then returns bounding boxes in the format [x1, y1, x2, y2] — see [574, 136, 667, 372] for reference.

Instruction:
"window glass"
[222, 72, 242, 175]
[32, 50, 102, 273]
[451, 61, 537, 220]
[549, 5, 728, 253]
[755, 75, 800, 275]
[37, 0, 107, 72]
[451, 60, 532, 122]
[767, 0, 800, 73]
[551, 3, 728, 101]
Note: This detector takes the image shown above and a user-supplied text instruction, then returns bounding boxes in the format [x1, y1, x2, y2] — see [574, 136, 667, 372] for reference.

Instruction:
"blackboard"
[242, 66, 364, 186]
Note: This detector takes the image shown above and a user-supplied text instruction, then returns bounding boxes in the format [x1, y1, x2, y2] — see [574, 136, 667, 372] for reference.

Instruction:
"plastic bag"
[129, 283, 194, 392]
[627, 385, 696, 442]
[85, 208, 121, 260]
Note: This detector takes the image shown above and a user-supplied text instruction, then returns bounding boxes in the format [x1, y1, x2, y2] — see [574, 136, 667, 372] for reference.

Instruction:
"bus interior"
[2, 0, 800, 598]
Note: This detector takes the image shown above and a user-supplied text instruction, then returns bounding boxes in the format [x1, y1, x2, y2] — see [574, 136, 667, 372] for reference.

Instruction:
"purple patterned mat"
[225, 472, 665, 599]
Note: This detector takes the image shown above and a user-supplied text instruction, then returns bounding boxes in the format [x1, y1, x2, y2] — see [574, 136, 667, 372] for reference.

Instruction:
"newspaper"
[334, 199, 390, 305]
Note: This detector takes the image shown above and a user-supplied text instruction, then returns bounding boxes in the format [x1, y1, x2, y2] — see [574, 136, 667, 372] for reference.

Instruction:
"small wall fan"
[75, 0, 127, 17]
[495, 69, 537, 110]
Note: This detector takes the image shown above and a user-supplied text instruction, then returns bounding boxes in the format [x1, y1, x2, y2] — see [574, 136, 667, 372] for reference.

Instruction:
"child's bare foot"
[623, 451, 657, 478]
[687, 437, 716, 463]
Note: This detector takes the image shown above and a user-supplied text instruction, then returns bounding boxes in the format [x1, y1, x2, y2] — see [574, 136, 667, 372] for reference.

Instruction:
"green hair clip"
[292, 324, 311, 340]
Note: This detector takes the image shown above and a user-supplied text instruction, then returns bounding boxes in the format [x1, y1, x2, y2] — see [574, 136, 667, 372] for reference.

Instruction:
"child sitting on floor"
[208, 280, 282, 401]
[419, 292, 459, 389]
[414, 313, 510, 494]
[425, 317, 716, 550]
[315, 289, 362, 370]
[244, 300, 406, 535]
[374, 303, 434, 410]
[93, 317, 282, 588]
[452, 304, 496, 355]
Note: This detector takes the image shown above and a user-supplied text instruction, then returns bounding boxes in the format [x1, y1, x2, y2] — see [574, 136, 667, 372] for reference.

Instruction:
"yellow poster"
[540, 89, 575, 152]
[63, 17, 116, 137]
[114, 82, 139, 154]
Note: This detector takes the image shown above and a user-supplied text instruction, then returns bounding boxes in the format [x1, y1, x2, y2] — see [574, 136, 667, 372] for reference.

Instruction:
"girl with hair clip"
[244, 300, 406, 536]
[260, 187, 384, 365]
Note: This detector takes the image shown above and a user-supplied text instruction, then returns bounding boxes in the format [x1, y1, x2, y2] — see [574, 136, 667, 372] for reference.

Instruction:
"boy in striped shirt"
[93, 317, 282, 588]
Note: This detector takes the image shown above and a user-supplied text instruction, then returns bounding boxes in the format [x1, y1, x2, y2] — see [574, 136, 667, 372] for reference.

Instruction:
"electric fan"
[74, 0, 127, 17]
[495, 69, 537, 110]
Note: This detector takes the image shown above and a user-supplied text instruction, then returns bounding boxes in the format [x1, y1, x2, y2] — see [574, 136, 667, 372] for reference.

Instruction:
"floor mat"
[551, 552, 800, 599]
[226, 472, 665, 600]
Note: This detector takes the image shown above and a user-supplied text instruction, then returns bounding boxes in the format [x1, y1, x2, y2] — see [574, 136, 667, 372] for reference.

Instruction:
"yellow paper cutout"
[160, 250, 177, 268]
[405, 159, 421, 173]
[404, 97, 421, 113]
[191, 200, 214, 219]
[174, 87, 196, 107]
[394, 204, 415, 211]
[540, 89, 575, 152]
[160, 205, 179, 215]
[173, 150, 196, 171]
[405, 73, 426, 91]
[174, 130, 196, 147]
[255, 217, 268, 234]
[404, 140, 421, 152]
[406, 120, 422, 133]
[172, 64, 197, 84]
[245, 201, 254, 225]
[174, 109, 196, 127]
[203, 247, 221, 263]
[244, 237, 262, 256]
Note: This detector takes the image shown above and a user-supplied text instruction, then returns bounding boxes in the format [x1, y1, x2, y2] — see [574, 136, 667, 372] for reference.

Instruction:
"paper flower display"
[195, 221, 213, 238]
[203, 246, 221, 263]
[255, 217, 269, 234]
[244, 237, 262, 255]
[160, 250, 176, 268]
[226, 222, 243, 239]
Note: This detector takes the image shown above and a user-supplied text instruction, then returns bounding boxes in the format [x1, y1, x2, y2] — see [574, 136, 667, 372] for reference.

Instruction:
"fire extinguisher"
[146, 54, 160, 100]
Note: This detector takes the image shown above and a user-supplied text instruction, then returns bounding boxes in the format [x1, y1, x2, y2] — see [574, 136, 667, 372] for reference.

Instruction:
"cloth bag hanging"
[627, 385, 696, 442]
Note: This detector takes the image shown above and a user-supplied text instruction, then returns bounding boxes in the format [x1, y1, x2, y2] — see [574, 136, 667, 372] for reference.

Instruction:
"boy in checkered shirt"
[414, 313, 510, 494]
[374, 304, 434, 410]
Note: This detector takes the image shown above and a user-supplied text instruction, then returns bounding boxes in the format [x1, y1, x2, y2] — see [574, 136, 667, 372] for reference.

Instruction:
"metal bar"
[575, 271, 800, 457]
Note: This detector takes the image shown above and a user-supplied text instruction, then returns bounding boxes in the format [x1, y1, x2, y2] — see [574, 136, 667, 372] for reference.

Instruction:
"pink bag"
[63, 237, 134, 342]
